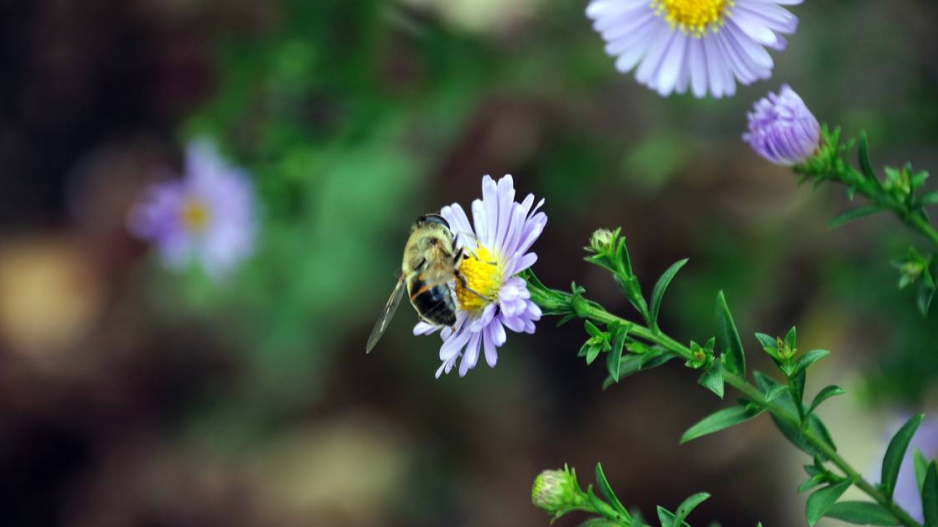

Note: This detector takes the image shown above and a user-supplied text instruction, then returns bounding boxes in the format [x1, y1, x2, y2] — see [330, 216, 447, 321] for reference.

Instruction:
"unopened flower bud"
[532, 466, 580, 514]
[589, 229, 616, 254]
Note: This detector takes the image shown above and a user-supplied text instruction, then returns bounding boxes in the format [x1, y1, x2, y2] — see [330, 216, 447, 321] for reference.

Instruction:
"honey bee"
[366, 213, 463, 353]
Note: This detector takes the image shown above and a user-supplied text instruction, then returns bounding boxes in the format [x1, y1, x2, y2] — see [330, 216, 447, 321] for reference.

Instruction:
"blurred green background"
[1, 0, 937, 525]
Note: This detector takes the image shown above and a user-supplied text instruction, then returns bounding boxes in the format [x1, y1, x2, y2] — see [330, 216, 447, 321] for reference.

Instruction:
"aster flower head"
[414, 175, 546, 378]
[743, 84, 821, 166]
[586, 0, 802, 98]
[128, 138, 257, 279]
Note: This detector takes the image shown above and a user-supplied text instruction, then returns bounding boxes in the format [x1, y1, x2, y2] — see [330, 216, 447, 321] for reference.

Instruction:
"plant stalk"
[548, 295, 923, 527]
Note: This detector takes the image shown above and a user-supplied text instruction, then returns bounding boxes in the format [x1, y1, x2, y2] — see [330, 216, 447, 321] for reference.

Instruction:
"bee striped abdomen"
[409, 280, 457, 326]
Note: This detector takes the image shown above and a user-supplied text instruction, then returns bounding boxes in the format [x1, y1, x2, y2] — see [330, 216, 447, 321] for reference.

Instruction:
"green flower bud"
[531, 466, 581, 514]
[589, 229, 616, 254]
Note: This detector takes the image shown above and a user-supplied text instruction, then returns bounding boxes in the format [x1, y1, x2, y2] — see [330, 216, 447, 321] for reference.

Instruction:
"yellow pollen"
[180, 199, 211, 234]
[651, 0, 731, 37]
[455, 246, 503, 313]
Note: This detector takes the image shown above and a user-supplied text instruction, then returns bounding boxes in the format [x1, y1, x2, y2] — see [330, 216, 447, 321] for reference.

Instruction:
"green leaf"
[673, 493, 710, 527]
[765, 384, 789, 402]
[595, 464, 630, 518]
[792, 349, 831, 377]
[753, 370, 784, 393]
[680, 404, 764, 444]
[606, 326, 629, 382]
[806, 480, 854, 526]
[716, 291, 746, 376]
[650, 259, 689, 329]
[785, 327, 797, 350]
[830, 204, 884, 229]
[698, 359, 725, 399]
[923, 461, 938, 527]
[858, 132, 878, 182]
[585, 320, 605, 338]
[809, 385, 846, 414]
[755, 333, 778, 353]
[771, 412, 836, 459]
[915, 450, 929, 492]
[586, 345, 603, 365]
[602, 350, 675, 389]
[824, 501, 900, 525]
[918, 283, 937, 316]
[881, 414, 924, 499]
[658, 507, 678, 527]
[799, 475, 827, 493]
[920, 190, 938, 207]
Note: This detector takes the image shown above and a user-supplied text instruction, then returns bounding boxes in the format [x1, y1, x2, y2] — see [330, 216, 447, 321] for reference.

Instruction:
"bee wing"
[366, 277, 407, 354]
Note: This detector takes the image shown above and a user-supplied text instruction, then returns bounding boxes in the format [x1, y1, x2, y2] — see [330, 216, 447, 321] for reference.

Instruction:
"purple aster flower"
[127, 138, 257, 279]
[414, 175, 546, 378]
[743, 84, 821, 165]
[586, 0, 801, 98]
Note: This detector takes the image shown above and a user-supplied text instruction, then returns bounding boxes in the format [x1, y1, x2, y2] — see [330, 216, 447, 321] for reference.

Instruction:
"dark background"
[1, 1, 938, 526]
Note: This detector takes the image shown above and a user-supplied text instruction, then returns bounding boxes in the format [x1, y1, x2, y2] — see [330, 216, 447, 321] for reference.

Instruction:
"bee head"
[415, 213, 450, 231]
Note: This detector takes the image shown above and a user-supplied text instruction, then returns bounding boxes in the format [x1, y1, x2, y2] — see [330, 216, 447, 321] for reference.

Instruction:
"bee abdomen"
[409, 281, 457, 326]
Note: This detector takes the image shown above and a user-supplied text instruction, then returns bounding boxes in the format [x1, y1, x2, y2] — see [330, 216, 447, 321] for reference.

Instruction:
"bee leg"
[456, 270, 496, 302]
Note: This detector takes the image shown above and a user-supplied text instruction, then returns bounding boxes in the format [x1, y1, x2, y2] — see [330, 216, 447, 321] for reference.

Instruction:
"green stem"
[909, 214, 938, 249]
[826, 163, 938, 252]
[557, 296, 923, 527]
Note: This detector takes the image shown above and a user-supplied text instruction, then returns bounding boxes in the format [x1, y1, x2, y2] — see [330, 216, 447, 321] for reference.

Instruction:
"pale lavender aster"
[414, 175, 546, 378]
[743, 84, 820, 165]
[586, 0, 801, 98]
[128, 139, 256, 279]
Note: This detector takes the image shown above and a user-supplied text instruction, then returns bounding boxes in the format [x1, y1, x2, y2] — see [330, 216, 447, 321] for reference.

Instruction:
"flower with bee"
[421, 175, 546, 377]
[366, 175, 546, 378]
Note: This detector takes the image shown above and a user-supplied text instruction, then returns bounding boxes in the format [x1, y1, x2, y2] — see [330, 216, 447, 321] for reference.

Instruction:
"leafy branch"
[796, 127, 938, 315]
[532, 463, 720, 527]
[525, 229, 936, 527]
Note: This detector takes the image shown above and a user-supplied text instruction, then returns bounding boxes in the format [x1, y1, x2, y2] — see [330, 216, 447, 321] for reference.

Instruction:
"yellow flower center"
[180, 199, 211, 234]
[455, 246, 503, 313]
[652, 0, 732, 36]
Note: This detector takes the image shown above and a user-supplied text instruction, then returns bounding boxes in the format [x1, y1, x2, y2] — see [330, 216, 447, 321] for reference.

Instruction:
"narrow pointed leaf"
[830, 205, 883, 229]
[650, 259, 689, 328]
[824, 501, 900, 526]
[858, 132, 878, 182]
[793, 349, 831, 377]
[918, 284, 936, 316]
[673, 493, 710, 527]
[923, 461, 938, 527]
[809, 385, 846, 414]
[716, 291, 746, 375]
[680, 404, 764, 444]
[799, 475, 826, 493]
[881, 414, 924, 499]
[595, 464, 629, 518]
[806, 480, 853, 526]
[920, 191, 938, 207]
[915, 450, 929, 492]
[698, 359, 724, 399]
[765, 384, 789, 402]
[606, 326, 628, 382]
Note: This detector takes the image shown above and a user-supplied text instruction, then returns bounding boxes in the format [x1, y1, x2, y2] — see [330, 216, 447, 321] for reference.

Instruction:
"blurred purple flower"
[586, 0, 801, 98]
[743, 84, 821, 165]
[128, 139, 257, 279]
[889, 415, 938, 523]
[414, 175, 546, 378]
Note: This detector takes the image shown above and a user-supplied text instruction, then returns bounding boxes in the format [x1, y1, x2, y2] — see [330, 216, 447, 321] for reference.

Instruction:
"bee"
[366, 213, 462, 354]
